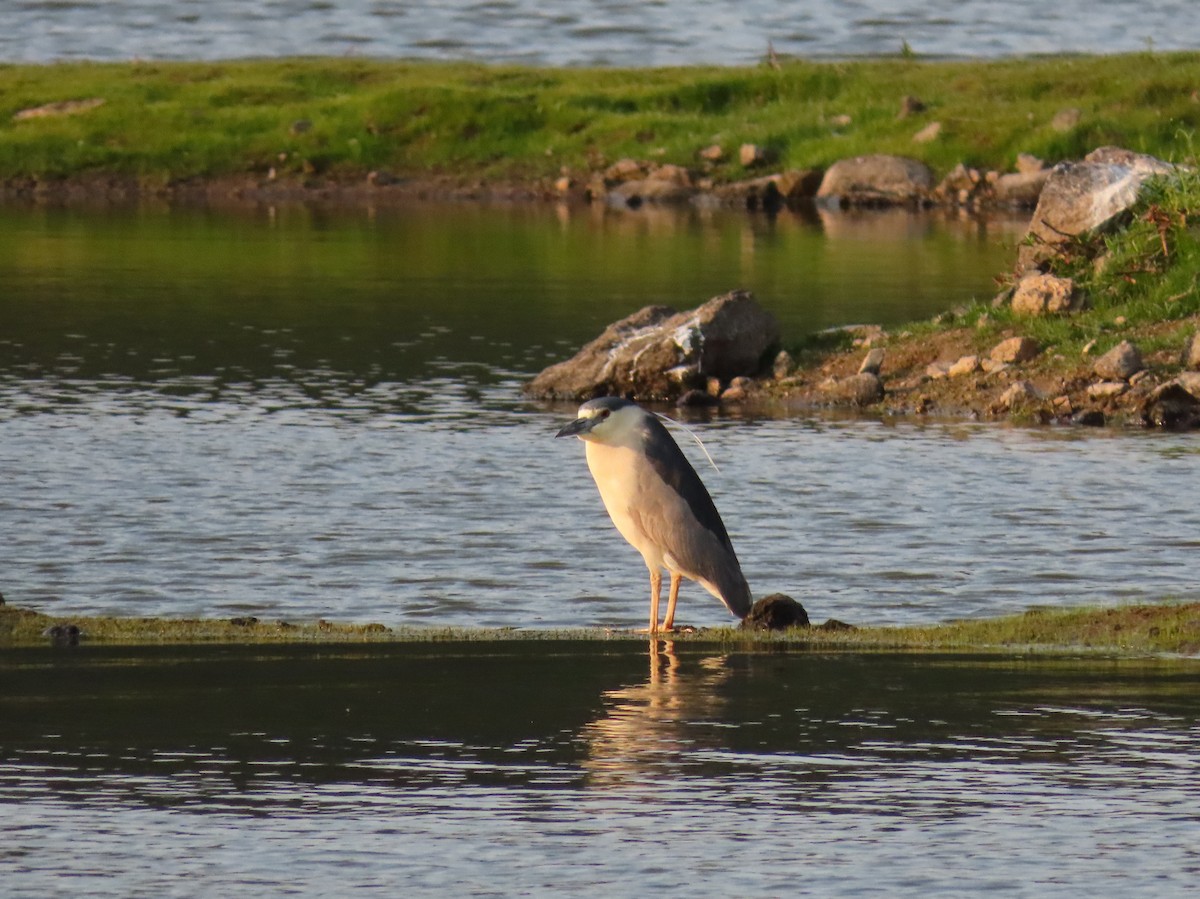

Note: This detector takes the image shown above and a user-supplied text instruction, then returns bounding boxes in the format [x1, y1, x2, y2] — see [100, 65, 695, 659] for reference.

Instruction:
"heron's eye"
[599, 409, 611, 419]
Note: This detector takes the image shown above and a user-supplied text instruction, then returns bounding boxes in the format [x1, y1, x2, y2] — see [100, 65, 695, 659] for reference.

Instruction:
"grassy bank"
[2, 53, 1200, 187]
[3, 601, 1197, 655]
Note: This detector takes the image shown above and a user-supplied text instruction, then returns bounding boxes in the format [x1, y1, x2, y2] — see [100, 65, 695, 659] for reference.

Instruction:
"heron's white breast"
[584, 440, 664, 570]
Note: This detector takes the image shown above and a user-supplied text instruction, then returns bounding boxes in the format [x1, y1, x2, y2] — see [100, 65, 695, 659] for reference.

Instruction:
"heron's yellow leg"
[648, 569, 662, 633]
[661, 572, 682, 632]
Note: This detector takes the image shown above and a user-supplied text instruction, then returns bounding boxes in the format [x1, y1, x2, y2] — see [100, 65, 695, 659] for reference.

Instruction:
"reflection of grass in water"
[4, 600, 1197, 654]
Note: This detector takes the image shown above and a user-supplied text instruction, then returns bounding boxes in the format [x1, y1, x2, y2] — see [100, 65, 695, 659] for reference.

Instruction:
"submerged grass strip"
[3, 601, 1197, 655]
[2, 53, 1200, 184]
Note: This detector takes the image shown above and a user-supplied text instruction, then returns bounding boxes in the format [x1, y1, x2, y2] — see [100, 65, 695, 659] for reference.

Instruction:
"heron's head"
[555, 396, 643, 444]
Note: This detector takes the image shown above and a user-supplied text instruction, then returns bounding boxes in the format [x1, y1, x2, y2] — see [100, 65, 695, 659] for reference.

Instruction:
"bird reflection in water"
[581, 640, 732, 789]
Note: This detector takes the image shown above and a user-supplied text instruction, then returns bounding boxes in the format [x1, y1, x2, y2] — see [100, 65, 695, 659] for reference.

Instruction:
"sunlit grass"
[3, 53, 1200, 183]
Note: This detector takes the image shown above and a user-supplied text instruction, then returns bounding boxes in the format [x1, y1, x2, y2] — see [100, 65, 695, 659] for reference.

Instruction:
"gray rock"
[525, 290, 780, 401]
[822, 372, 884, 405]
[1011, 272, 1079, 316]
[991, 169, 1051, 207]
[816, 154, 934, 207]
[858, 348, 886, 375]
[1093, 340, 1144, 381]
[1018, 148, 1178, 269]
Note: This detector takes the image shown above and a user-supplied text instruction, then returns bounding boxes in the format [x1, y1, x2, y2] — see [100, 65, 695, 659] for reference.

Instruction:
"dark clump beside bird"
[556, 396, 752, 632]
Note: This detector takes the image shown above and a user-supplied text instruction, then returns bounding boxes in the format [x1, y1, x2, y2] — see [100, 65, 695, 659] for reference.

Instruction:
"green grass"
[3, 53, 1200, 185]
[900, 154, 1200, 366]
[4, 601, 1197, 655]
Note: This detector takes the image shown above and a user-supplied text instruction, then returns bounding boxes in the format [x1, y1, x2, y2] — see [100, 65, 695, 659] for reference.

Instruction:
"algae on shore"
[3, 601, 1196, 655]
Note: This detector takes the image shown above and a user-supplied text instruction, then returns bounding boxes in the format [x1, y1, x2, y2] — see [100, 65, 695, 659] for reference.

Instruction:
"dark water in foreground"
[2, 643, 1198, 897]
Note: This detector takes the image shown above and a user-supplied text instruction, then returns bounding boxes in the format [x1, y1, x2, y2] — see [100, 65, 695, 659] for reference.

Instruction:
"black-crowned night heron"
[556, 397, 752, 632]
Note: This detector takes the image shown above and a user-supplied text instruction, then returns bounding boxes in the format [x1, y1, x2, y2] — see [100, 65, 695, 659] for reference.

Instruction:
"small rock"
[948, 355, 980, 377]
[1087, 380, 1129, 399]
[816, 154, 935, 207]
[998, 380, 1039, 410]
[897, 95, 926, 118]
[1051, 395, 1073, 416]
[991, 169, 1051, 206]
[823, 372, 884, 405]
[720, 384, 748, 403]
[739, 143, 768, 167]
[699, 144, 725, 162]
[1093, 340, 1144, 381]
[741, 594, 810, 631]
[1016, 153, 1045, 174]
[289, 119, 312, 135]
[773, 350, 795, 379]
[925, 361, 951, 380]
[604, 158, 644, 182]
[858, 348, 886, 375]
[1082, 339, 1098, 356]
[989, 336, 1040, 364]
[912, 121, 942, 143]
[1011, 272, 1079, 316]
[829, 114, 853, 128]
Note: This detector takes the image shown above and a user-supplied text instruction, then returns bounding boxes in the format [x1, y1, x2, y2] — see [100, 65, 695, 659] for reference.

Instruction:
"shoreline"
[3, 601, 1197, 656]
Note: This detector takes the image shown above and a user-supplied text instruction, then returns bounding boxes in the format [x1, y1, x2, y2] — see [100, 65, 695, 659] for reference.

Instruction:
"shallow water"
[10, 202, 1170, 631]
[4, 0, 1197, 65]
[2, 643, 1198, 897]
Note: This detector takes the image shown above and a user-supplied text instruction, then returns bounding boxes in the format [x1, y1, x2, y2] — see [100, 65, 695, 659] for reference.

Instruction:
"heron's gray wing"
[638, 416, 733, 550]
[636, 417, 751, 617]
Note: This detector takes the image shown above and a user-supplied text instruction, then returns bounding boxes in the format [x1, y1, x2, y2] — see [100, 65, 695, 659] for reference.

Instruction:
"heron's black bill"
[555, 417, 595, 438]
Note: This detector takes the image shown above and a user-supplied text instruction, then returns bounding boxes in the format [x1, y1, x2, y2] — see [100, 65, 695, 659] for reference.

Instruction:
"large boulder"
[816, 154, 934, 207]
[525, 289, 780, 401]
[1018, 147, 1178, 270]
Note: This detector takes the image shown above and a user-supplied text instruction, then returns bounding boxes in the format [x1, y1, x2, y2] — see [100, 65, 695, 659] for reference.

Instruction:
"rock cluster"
[535, 143, 1197, 429]
[524, 289, 779, 402]
[572, 148, 1056, 212]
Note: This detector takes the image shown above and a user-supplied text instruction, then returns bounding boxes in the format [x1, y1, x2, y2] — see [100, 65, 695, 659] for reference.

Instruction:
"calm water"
[3, 201, 1200, 896]
[2, 643, 1198, 897]
[4, 0, 1197, 65]
[1, 203, 1198, 630]
[6, 201, 1154, 632]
